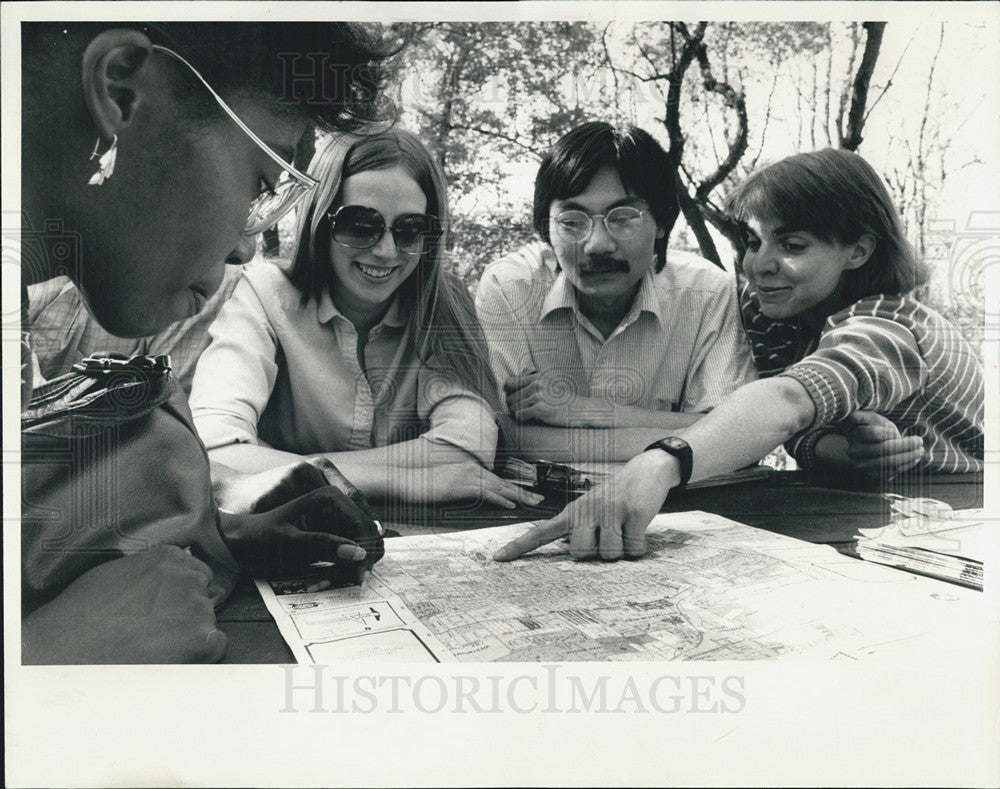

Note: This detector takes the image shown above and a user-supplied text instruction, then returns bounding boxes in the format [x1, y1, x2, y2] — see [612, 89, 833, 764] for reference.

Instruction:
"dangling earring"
[87, 135, 118, 186]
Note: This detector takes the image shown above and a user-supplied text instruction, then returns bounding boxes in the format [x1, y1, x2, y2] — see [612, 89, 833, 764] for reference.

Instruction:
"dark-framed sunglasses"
[329, 205, 440, 256]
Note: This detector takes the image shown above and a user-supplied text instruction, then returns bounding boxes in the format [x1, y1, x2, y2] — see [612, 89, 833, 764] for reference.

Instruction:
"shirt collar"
[316, 288, 407, 328]
[540, 269, 578, 319]
[541, 264, 663, 328]
[632, 270, 664, 327]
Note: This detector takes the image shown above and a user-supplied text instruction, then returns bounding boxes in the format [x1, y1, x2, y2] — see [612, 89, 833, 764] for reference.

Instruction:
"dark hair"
[23, 22, 395, 134]
[532, 122, 679, 272]
[286, 130, 506, 439]
[725, 148, 927, 306]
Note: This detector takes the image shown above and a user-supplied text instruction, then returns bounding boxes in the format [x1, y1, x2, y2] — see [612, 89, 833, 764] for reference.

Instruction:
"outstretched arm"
[505, 423, 698, 463]
[494, 376, 815, 561]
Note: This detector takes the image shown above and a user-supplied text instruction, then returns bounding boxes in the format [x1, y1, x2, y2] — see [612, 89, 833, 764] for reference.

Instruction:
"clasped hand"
[217, 457, 385, 578]
[839, 411, 925, 477]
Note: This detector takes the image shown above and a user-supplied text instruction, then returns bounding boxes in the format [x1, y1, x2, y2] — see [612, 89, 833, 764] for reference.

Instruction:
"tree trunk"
[677, 174, 722, 267]
[841, 22, 886, 151]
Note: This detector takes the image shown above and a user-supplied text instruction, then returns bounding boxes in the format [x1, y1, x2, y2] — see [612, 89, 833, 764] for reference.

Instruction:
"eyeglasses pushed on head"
[151, 44, 318, 236]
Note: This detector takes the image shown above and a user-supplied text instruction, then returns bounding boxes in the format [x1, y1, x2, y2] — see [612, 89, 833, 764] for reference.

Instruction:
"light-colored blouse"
[189, 261, 498, 466]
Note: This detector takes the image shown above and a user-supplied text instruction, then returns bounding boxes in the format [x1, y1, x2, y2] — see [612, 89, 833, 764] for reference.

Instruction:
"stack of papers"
[855, 507, 984, 590]
[501, 457, 605, 494]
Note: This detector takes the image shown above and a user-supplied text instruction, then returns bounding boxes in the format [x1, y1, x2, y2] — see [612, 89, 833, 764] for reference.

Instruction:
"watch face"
[662, 437, 687, 452]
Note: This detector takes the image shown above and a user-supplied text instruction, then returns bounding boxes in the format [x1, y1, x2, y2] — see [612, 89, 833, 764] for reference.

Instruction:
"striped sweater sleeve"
[779, 309, 927, 429]
[773, 294, 981, 473]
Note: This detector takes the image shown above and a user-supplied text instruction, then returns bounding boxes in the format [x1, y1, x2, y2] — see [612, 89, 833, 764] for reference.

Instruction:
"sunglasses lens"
[332, 205, 385, 249]
[392, 214, 436, 253]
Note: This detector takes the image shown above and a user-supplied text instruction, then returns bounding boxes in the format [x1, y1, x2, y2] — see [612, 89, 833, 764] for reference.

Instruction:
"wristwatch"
[644, 436, 693, 489]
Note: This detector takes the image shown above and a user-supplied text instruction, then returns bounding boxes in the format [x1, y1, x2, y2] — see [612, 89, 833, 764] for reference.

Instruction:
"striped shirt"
[740, 283, 984, 473]
[475, 242, 755, 416]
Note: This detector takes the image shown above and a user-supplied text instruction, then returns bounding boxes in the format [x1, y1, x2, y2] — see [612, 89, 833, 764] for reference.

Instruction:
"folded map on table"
[853, 507, 985, 590]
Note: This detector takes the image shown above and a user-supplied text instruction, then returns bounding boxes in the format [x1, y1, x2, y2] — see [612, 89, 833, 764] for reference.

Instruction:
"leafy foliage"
[305, 20, 982, 339]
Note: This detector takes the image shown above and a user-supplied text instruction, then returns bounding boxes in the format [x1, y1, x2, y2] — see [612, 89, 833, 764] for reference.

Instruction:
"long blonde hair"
[286, 129, 507, 446]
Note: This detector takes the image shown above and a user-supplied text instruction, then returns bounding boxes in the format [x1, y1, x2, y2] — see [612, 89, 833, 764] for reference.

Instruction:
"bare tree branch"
[836, 22, 861, 146]
[600, 21, 624, 102]
[747, 70, 779, 173]
[823, 26, 834, 146]
[912, 24, 947, 257]
[864, 28, 917, 122]
[662, 22, 706, 159]
[691, 39, 749, 201]
[443, 123, 540, 156]
[654, 22, 727, 266]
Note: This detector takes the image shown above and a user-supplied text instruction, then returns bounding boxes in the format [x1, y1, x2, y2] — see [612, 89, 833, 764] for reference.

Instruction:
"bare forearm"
[507, 424, 660, 462]
[609, 406, 703, 430]
[208, 443, 304, 474]
[492, 379, 819, 565]
[320, 440, 482, 497]
[676, 377, 815, 483]
[207, 439, 481, 499]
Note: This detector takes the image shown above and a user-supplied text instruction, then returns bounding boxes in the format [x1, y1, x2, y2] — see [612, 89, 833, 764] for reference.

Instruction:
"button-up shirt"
[190, 261, 497, 466]
[475, 242, 755, 415]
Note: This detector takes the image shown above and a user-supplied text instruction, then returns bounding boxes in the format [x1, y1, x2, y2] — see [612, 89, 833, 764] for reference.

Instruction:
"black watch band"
[644, 437, 693, 489]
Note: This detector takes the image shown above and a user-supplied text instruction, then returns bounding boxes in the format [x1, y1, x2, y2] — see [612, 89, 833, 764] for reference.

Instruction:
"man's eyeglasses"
[151, 45, 318, 236]
[329, 205, 439, 256]
[551, 206, 650, 242]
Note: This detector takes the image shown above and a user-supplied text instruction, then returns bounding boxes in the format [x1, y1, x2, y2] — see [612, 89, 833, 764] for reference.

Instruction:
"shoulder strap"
[22, 353, 175, 434]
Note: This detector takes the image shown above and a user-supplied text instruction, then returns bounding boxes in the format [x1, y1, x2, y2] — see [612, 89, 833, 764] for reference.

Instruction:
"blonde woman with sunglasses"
[190, 130, 542, 511]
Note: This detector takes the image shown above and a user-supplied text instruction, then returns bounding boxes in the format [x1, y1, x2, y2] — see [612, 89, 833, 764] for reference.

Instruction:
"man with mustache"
[475, 122, 754, 462]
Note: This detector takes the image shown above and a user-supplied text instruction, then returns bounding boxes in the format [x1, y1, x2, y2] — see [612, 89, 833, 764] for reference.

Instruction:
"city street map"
[257, 511, 988, 663]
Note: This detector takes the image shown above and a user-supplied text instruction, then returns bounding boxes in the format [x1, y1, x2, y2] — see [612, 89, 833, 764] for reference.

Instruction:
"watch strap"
[644, 437, 693, 488]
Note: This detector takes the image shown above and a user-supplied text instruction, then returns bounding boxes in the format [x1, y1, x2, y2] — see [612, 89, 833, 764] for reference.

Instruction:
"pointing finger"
[493, 518, 567, 562]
